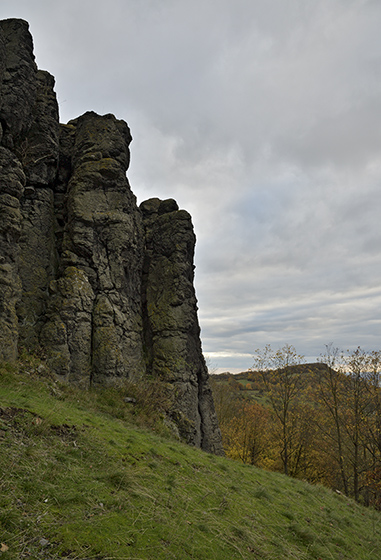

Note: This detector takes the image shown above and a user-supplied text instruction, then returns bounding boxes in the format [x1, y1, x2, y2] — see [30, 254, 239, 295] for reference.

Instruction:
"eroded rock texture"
[0, 19, 223, 454]
[140, 199, 221, 450]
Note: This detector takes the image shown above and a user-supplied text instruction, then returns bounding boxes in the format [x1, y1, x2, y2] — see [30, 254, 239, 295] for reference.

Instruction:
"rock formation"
[0, 19, 223, 455]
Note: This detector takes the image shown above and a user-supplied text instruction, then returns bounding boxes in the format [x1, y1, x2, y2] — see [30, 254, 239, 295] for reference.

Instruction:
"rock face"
[0, 19, 223, 454]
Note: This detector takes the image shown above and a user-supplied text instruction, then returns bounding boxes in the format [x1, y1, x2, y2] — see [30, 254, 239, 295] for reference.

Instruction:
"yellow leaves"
[213, 343, 381, 505]
[222, 400, 272, 467]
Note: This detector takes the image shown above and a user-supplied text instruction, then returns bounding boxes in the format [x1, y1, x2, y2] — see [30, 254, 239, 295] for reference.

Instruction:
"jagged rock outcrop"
[40, 112, 145, 386]
[140, 198, 220, 449]
[0, 19, 223, 454]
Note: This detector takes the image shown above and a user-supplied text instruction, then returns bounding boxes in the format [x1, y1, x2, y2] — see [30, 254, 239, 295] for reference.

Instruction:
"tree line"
[210, 344, 381, 509]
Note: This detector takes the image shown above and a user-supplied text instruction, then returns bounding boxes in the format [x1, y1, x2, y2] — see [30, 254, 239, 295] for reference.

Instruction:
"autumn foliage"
[210, 344, 381, 509]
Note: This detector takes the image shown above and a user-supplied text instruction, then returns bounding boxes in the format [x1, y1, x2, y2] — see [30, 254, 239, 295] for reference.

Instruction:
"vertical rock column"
[17, 69, 60, 347]
[0, 19, 38, 149]
[0, 149, 25, 360]
[141, 198, 223, 454]
[0, 18, 54, 358]
[41, 112, 145, 385]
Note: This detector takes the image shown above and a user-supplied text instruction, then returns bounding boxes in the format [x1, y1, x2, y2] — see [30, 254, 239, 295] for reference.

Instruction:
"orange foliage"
[211, 344, 381, 508]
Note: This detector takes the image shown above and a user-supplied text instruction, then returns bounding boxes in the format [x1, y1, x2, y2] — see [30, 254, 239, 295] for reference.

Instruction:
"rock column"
[41, 112, 145, 384]
[141, 198, 223, 454]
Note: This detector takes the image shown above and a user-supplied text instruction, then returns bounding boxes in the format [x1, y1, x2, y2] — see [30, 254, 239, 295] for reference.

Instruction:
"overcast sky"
[2, 0, 381, 372]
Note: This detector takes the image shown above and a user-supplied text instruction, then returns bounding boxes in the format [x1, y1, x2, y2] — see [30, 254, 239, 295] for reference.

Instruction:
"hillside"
[0, 355, 379, 559]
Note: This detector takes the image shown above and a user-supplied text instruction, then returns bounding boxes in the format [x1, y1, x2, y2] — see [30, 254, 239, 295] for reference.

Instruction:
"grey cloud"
[3, 0, 381, 372]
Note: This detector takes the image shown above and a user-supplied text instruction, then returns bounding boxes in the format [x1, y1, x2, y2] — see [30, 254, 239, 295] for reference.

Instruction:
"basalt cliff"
[0, 19, 223, 454]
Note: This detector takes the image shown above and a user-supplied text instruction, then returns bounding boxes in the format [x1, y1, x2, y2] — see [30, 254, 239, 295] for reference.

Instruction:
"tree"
[364, 350, 381, 466]
[317, 344, 349, 495]
[225, 400, 271, 466]
[209, 377, 242, 437]
[342, 347, 373, 501]
[358, 350, 381, 506]
[318, 345, 381, 502]
[252, 344, 306, 476]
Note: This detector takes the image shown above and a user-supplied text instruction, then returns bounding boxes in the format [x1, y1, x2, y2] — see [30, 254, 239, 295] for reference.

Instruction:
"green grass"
[0, 356, 379, 559]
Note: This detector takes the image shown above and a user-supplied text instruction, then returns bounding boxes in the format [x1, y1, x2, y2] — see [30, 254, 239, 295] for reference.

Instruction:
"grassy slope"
[0, 359, 379, 560]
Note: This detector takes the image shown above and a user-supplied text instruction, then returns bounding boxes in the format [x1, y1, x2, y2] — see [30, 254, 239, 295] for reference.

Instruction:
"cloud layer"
[3, 0, 381, 371]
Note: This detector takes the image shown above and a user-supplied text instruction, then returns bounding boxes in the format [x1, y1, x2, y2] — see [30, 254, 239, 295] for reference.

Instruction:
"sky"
[2, 0, 381, 372]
